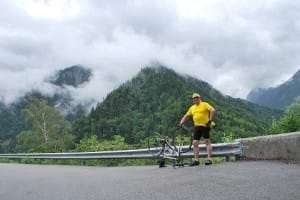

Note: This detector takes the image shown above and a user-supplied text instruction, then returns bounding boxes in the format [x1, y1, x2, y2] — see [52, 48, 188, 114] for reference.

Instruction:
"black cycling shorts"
[193, 126, 210, 140]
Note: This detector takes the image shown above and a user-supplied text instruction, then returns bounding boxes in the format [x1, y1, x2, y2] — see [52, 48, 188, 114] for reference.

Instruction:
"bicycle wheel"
[174, 126, 193, 154]
[148, 132, 164, 157]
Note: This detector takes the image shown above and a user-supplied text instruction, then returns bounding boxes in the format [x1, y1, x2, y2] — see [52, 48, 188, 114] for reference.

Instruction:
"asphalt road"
[0, 161, 299, 200]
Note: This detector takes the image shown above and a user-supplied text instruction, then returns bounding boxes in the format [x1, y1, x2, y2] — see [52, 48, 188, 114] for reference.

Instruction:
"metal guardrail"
[0, 142, 243, 161]
[183, 141, 243, 160]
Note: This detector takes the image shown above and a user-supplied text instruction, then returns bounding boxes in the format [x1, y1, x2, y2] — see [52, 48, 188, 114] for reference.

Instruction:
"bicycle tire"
[147, 132, 164, 157]
[174, 126, 193, 154]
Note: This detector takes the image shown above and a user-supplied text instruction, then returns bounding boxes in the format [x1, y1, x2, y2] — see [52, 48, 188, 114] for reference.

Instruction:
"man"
[179, 92, 216, 166]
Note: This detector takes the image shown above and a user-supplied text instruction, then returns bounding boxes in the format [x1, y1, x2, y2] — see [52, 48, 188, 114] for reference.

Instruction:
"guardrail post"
[235, 155, 241, 160]
[225, 155, 230, 162]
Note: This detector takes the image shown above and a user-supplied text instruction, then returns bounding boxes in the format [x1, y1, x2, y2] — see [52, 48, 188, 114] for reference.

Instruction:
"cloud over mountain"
[0, 0, 299, 105]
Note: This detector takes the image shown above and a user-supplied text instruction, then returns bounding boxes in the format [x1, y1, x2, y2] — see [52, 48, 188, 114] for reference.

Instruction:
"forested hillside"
[0, 65, 286, 153]
[0, 66, 90, 152]
[73, 66, 283, 145]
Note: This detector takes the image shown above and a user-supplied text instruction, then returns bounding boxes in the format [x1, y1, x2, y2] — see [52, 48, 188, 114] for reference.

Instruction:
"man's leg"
[204, 138, 213, 165]
[189, 139, 200, 166]
[193, 139, 200, 160]
[204, 139, 212, 159]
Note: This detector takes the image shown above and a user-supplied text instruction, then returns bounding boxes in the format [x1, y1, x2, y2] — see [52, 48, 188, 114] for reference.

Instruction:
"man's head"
[192, 93, 201, 99]
[192, 93, 201, 104]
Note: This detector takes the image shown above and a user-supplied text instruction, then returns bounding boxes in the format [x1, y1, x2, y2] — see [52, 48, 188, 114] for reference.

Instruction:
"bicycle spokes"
[147, 126, 193, 168]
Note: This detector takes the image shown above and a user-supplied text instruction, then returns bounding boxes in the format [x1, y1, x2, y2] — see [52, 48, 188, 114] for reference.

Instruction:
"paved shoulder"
[0, 161, 299, 200]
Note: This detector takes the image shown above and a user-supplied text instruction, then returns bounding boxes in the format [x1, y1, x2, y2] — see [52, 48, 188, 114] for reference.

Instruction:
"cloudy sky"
[0, 0, 299, 106]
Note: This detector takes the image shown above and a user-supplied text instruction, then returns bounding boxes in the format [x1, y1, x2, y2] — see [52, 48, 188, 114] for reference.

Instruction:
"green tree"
[267, 100, 300, 134]
[75, 135, 100, 152]
[76, 135, 129, 152]
[16, 97, 74, 152]
[15, 130, 46, 152]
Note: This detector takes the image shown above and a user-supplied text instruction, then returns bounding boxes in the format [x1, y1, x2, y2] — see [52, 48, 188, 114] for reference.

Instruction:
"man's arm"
[209, 107, 216, 121]
[179, 114, 189, 126]
[206, 107, 216, 127]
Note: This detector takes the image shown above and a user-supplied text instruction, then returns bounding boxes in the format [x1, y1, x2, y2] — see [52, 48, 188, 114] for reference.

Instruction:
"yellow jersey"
[185, 102, 213, 126]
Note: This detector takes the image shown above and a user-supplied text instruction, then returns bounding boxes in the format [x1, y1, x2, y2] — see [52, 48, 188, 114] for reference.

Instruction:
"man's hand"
[206, 120, 212, 127]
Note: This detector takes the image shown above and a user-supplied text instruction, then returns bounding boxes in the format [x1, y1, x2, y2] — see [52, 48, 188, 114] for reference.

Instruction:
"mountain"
[50, 65, 92, 87]
[0, 65, 92, 152]
[0, 64, 285, 153]
[46, 65, 93, 117]
[73, 65, 283, 145]
[247, 69, 300, 110]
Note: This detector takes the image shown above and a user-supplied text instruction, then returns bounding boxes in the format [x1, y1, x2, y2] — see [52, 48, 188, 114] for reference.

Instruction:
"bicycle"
[147, 125, 193, 168]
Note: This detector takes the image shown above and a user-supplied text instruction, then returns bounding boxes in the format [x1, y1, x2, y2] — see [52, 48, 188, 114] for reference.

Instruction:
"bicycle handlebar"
[177, 124, 189, 131]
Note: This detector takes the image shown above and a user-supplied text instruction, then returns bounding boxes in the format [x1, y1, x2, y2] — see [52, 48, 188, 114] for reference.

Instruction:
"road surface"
[0, 161, 299, 200]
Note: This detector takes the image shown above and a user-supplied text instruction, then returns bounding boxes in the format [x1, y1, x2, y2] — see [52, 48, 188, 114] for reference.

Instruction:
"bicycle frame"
[148, 126, 192, 168]
[161, 138, 185, 168]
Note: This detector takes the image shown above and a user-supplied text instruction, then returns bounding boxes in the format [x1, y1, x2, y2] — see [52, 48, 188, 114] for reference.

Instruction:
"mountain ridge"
[247, 69, 300, 110]
[73, 65, 282, 144]
[0, 65, 93, 152]
[0, 64, 284, 152]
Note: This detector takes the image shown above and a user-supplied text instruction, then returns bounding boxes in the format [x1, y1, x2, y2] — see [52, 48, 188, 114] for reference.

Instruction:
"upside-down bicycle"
[147, 125, 193, 168]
